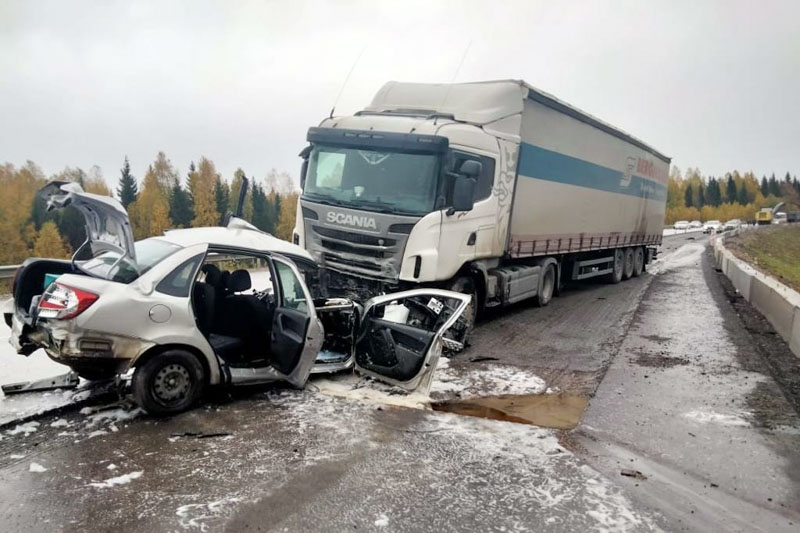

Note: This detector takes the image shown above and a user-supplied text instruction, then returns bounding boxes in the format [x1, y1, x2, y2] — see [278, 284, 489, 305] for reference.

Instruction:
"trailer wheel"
[622, 248, 635, 279]
[534, 264, 556, 307]
[606, 249, 625, 284]
[133, 350, 205, 416]
[632, 247, 645, 277]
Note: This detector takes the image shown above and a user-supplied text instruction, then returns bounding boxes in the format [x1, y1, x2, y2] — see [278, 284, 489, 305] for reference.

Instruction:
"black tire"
[133, 350, 205, 416]
[605, 249, 625, 284]
[632, 247, 645, 277]
[622, 248, 635, 280]
[446, 275, 479, 349]
[534, 264, 556, 307]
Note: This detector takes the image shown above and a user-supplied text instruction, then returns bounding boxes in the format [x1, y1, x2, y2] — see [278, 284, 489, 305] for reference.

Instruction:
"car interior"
[192, 257, 277, 368]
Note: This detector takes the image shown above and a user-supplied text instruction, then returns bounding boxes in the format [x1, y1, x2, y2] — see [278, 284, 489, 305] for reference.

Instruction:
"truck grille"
[313, 226, 396, 247]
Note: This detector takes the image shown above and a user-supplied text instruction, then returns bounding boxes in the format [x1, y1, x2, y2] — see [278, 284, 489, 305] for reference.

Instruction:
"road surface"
[0, 232, 798, 532]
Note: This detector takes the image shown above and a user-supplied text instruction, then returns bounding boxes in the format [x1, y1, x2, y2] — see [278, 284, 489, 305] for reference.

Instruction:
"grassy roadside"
[725, 225, 800, 292]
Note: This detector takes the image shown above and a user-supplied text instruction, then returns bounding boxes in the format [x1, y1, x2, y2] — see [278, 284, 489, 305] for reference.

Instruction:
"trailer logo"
[621, 157, 636, 187]
[326, 211, 378, 230]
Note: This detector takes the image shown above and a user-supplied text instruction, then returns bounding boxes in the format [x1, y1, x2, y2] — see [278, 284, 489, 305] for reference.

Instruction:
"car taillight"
[38, 283, 99, 320]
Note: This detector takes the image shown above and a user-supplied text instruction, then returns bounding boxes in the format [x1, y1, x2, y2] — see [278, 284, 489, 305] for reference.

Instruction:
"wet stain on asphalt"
[432, 393, 589, 430]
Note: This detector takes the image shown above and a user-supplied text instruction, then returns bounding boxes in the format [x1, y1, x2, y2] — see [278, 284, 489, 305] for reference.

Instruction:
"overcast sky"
[1, 0, 798, 189]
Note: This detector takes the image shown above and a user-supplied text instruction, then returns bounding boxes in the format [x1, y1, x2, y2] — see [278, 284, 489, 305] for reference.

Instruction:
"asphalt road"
[1, 231, 798, 532]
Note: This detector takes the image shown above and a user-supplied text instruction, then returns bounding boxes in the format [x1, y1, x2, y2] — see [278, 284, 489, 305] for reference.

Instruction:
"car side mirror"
[450, 176, 476, 214]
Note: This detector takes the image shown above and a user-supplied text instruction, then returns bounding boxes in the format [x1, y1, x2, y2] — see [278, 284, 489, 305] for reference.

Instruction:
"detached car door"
[354, 289, 469, 394]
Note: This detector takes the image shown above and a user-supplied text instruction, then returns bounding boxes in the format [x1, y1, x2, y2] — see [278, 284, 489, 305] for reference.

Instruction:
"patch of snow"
[86, 407, 142, 427]
[106, 463, 117, 471]
[374, 514, 389, 527]
[650, 243, 705, 274]
[176, 497, 243, 531]
[683, 409, 750, 427]
[87, 430, 108, 438]
[50, 418, 69, 428]
[29, 462, 47, 473]
[431, 358, 547, 398]
[309, 374, 430, 410]
[10, 453, 25, 459]
[88, 470, 143, 489]
[79, 407, 93, 415]
[7, 421, 40, 435]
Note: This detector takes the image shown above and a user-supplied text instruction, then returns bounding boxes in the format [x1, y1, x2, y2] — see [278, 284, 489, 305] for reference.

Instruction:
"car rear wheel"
[534, 264, 556, 307]
[632, 247, 645, 277]
[133, 350, 205, 416]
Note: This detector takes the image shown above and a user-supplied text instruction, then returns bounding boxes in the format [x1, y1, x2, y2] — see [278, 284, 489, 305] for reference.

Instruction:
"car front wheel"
[133, 350, 205, 416]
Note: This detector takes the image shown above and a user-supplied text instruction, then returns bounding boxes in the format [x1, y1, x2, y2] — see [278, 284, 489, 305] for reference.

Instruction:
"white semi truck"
[293, 80, 669, 328]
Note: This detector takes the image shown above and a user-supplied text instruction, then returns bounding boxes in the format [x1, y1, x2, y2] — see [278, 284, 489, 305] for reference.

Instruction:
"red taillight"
[38, 283, 99, 320]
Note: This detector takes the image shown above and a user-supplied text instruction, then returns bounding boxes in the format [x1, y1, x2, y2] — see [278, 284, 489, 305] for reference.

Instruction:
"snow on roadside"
[88, 470, 143, 489]
[7, 421, 39, 435]
[175, 497, 243, 531]
[29, 462, 47, 473]
[683, 409, 751, 427]
[430, 357, 547, 399]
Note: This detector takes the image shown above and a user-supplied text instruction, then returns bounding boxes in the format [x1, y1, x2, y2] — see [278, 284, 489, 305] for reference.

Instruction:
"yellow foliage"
[33, 221, 69, 258]
[191, 158, 220, 227]
[0, 162, 43, 263]
[129, 165, 171, 239]
[276, 193, 298, 241]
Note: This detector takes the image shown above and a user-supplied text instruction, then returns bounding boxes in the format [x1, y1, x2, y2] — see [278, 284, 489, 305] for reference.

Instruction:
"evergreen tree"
[736, 182, 749, 205]
[251, 182, 271, 232]
[697, 183, 705, 207]
[117, 156, 138, 208]
[725, 174, 737, 203]
[169, 178, 194, 228]
[785, 171, 792, 184]
[768, 173, 781, 196]
[214, 177, 229, 223]
[684, 185, 693, 208]
[760, 176, 769, 197]
[706, 178, 722, 207]
[793, 176, 800, 194]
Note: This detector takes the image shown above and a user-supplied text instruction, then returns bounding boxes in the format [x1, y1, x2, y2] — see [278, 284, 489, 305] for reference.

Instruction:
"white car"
[703, 220, 723, 233]
[673, 220, 690, 230]
[689, 220, 702, 229]
[724, 219, 742, 231]
[4, 181, 468, 415]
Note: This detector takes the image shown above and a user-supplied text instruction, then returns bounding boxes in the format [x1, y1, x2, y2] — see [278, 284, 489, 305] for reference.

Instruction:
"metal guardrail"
[0, 265, 20, 281]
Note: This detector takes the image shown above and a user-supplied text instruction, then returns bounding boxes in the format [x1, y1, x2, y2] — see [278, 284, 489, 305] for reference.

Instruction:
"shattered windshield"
[303, 144, 440, 215]
[80, 238, 181, 283]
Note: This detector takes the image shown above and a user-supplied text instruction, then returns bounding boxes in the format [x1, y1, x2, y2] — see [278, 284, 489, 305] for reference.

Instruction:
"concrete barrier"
[714, 230, 800, 358]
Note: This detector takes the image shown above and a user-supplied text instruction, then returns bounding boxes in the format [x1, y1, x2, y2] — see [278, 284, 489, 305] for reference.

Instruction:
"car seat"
[218, 270, 274, 362]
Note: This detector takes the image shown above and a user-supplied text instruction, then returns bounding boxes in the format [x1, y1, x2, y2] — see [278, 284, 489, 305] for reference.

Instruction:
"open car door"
[38, 181, 136, 265]
[354, 289, 470, 394]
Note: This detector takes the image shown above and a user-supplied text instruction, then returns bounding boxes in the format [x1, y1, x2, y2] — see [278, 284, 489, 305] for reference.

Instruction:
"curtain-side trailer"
[294, 80, 670, 330]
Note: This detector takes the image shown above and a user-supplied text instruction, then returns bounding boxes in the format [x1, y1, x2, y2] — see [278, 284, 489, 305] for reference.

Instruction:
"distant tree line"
[0, 154, 299, 264]
[666, 167, 799, 224]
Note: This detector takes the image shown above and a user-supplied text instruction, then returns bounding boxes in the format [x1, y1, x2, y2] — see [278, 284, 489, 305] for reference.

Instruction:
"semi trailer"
[293, 80, 669, 328]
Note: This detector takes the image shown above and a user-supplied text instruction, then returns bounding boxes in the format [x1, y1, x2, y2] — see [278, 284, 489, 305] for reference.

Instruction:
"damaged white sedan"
[3, 182, 468, 415]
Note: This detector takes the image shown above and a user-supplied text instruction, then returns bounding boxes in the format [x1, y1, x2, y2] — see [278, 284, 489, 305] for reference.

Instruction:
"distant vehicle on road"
[4, 182, 468, 415]
[772, 212, 788, 224]
[724, 219, 742, 231]
[703, 220, 723, 233]
[673, 220, 690, 230]
[689, 220, 702, 229]
[756, 208, 774, 225]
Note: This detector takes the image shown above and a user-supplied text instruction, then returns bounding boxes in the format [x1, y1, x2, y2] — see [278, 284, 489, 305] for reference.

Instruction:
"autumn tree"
[276, 192, 298, 240]
[129, 164, 171, 239]
[0, 162, 41, 263]
[33, 221, 69, 258]
[117, 156, 138, 207]
[191, 157, 220, 227]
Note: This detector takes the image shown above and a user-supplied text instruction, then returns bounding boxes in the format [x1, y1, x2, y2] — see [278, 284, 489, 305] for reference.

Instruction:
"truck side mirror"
[299, 145, 312, 189]
[451, 176, 476, 213]
[459, 159, 482, 178]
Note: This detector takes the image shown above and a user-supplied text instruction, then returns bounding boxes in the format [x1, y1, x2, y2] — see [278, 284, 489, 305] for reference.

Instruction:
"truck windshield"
[303, 144, 440, 215]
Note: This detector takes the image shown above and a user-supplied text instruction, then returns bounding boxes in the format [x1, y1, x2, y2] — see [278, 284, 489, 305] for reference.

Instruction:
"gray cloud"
[1, 0, 798, 188]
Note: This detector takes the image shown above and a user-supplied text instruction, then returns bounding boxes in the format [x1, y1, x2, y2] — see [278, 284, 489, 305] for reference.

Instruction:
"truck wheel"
[622, 248, 635, 279]
[446, 275, 478, 349]
[133, 350, 205, 416]
[606, 249, 625, 284]
[534, 264, 556, 307]
[632, 247, 645, 277]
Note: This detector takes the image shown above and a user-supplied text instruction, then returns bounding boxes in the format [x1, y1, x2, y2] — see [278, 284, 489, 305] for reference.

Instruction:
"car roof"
[159, 225, 314, 262]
